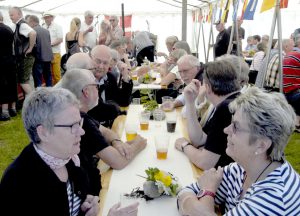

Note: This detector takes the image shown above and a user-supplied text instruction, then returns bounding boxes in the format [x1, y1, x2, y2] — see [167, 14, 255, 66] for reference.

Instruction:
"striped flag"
[261, 0, 289, 13]
[232, 0, 240, 21]
[240, 0, 249, 19]
[221, 0, 231, 23]
[244, 0, 259, 20]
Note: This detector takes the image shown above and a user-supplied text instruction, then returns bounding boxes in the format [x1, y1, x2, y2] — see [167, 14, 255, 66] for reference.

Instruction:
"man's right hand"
[108, 202, 139, 216]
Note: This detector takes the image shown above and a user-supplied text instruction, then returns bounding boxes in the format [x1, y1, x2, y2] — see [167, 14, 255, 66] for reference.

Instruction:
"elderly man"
[42, 12, 63, 85]
[263, 38, 294, 92]
[80, 10, 97, 49]
[173, 55, 204, 108]
[9, 7, 36, 96]
[59, 67, 147, 196]
[174, 60, 240, 170]
[64, 52, 123, 127]
[26, 15, 53, 87]
[0, 11, 17, 121]
[214, 21, 230, 58]
[109, 15, 123, 41]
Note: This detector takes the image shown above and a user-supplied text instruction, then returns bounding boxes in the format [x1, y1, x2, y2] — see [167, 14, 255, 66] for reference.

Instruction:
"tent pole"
[121, 3, 125, 36]
[276, 0, 283, 93]
[206, 20, 213, 62]
[21, 0, 42, 8]
[255, 4, 278, 88]
[202, 22, 207, 63]
[227, 21, 234, 54]
[182, 0, 187, 41]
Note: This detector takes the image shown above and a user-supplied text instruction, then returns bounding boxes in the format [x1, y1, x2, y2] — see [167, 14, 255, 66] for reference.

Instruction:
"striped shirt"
[283, 51, 300, 93]
[180, 162, 300, 215]
[67, 180, 81, 216]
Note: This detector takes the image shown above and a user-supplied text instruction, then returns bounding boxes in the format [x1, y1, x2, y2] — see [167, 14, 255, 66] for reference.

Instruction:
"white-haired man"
[81, 10, 97, 49]
[59, 67, 147, 196]
[109, 15, 123, 40]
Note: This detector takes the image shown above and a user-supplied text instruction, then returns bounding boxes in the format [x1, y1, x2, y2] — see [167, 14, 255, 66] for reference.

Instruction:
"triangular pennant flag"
[244, 0, 259, 20]
[221, 0, 231, 23]
[261, 0, 289, 12]
[241, 0, 249, 19]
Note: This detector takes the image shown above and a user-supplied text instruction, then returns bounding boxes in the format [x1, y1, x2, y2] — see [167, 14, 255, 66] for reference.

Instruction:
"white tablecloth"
[102, 105, 195, 216]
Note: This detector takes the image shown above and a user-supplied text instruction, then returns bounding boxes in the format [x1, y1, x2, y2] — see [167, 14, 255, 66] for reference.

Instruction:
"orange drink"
[156, 149, 168, 160]
[140, 122, 149, 130]
[139, 111, 151, 131]
[132, 74, 138, 81]
[126, 132, 137, 141]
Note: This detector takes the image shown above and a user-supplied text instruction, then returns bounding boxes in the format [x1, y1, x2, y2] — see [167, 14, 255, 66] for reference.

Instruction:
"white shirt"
[43, 22, 63, 53]
[12, 18, 34, 37]
[80, 22, 97, 49]
[169, 65, 181, 79]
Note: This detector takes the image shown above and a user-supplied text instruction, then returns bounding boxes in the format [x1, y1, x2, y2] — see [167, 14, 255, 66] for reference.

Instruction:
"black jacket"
[0, 143, 90, 216]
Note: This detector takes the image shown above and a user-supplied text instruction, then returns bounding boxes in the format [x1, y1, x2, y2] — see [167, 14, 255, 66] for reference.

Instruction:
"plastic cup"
[132, 98, 141, 105]
[125, 124, 138, 141]
[153, 108, 164, 121]
[139, 111, 151, 130]
[161, 96, 174, 112]
[166, 111, 177, 133]
[154, 135, 170, 160]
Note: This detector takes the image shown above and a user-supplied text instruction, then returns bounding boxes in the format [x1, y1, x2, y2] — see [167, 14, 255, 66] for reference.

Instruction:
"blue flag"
[244, 0, 259, 20]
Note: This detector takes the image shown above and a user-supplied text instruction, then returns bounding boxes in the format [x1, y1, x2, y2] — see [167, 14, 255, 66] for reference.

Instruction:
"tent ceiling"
[0, 0, 211, 15]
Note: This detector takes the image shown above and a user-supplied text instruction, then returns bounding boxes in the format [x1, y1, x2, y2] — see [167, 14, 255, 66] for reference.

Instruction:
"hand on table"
[108, 202, 139, 216]
[114, 141, 133, 160]
[127, 135, 147, 150]
[81, 195, 99, 216]
[175, 137, 189, 152]
[197, 166, 223, 193]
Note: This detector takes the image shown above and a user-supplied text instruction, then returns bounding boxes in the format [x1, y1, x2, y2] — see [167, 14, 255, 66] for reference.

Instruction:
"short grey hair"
[177, 54, 200, 68]
[169, 49, 187, 62]
[110, 49, 120, 61]
[166, 35, 178, 45]
[28, 15, 39, 24]
[110, 15, 118, 23]
[22, 88, 79, 144]
[204, 60, 240, 96]
[59, 68, 95, 100]
[66, 53, 93, 70]
[229, 87, 296, 161]
[173, 41, 191, 54]
[110, 40, 123, 50]
[9, 7, 23, 16]
[216, 54, 249, 86]
[84, 10, 94, 17]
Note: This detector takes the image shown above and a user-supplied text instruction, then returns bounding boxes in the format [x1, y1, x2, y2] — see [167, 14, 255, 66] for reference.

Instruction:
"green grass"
[0, 113, 299, 178]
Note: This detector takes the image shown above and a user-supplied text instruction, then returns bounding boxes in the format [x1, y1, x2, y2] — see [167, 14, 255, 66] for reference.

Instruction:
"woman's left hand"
[81, 195, 99, 216]
[197, 166, 223, 193]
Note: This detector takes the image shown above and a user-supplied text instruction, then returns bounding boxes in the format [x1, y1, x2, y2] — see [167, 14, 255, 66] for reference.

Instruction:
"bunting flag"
[218, 0, 224, 21]
[232, 0, 240, 21]
[207, 4, 213, 23]
[192, 9, 203, 23]
[221, 0, 231, 23]
[244, 0, 259, 20]
[260, 0, 289, 13]
[240, 0, 249, 19]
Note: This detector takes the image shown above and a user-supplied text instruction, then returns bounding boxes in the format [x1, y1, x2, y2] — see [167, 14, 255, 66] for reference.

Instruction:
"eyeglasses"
[230, 120, 251, 134]
[92, 57, 110, 66]
[53, 118, 84, 134]
[178, 67, 194, 74]
[109, 19, 115, 22]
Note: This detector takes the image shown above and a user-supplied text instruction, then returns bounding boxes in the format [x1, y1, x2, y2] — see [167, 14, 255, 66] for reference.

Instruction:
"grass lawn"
[0, 113, 300, 178]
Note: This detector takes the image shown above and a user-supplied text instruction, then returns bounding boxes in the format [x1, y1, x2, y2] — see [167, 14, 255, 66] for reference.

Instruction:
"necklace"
[254, 161, 273, 183]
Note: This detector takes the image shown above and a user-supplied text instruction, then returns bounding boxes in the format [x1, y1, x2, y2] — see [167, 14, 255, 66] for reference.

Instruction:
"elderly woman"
[0, 88, 139, 216]
[177, 87, 300, 216]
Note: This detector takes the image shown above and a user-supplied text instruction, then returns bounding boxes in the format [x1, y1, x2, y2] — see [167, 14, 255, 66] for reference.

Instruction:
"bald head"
[90, 45, 111, 80]
[66, 53, 94, 71]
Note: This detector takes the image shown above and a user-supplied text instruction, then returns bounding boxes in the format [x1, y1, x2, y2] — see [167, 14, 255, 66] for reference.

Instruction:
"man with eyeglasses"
[59, 68, 147, 196]
[109, 15, 123, 41]
[174, 60, 240, 170]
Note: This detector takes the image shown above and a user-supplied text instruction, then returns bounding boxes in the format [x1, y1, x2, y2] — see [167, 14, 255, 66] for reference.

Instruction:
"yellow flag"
[260, 0, 275, 12]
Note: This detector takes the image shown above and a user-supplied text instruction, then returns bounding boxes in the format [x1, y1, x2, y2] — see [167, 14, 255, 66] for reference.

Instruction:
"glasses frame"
[53, 118, 84, 134]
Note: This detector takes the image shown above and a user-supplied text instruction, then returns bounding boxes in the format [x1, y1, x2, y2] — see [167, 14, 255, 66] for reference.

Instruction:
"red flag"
[280, 0, 288, 8]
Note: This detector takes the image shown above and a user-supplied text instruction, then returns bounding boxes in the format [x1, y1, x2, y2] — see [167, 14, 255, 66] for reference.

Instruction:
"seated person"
[249, 42, 266, 84]
[156, 35, 179, 59]
[175, 60, 241, 170]
[156, 49, 187, 103]
[59, 68, 147, 196]
[0, 87, 138, 216]
[178, 87, 300, 215]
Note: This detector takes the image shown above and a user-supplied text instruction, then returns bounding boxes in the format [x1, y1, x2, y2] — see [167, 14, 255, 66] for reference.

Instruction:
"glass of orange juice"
[139, 111, 151, 131]
[154, 135, 170, 160]
[125, 124, 138, 141]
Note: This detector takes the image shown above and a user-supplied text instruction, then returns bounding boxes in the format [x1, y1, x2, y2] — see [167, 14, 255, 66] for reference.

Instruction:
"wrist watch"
[181, 141, 192, 152]
[196, 189, 215, 200]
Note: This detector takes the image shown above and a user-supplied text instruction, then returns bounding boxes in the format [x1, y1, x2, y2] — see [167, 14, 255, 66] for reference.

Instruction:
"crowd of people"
[0, 6, 299, 216]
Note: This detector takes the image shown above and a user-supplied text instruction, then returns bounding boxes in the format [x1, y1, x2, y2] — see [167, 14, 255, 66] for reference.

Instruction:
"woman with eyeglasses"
[177, 87, 300, 216]
[0, 88, 139, 216]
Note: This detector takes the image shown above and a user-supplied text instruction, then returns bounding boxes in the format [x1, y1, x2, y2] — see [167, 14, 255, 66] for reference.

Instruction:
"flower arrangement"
[142, 167, 180, 198]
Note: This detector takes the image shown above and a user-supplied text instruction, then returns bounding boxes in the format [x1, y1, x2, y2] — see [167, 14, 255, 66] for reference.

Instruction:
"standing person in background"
[214, 21, 230, 58]
[26, 15, 53, 87]
[98, 20, 112, 46]
[0, 11, 18, 121]
[109, 15, 123, 41]
[42, 12, 63, 85]
[133, 31, 156, 66]
[80, 10, 97, 50]
[9, 7, 36, 96]
[65, 17, 85, 57]
[227, 16, 245, 56]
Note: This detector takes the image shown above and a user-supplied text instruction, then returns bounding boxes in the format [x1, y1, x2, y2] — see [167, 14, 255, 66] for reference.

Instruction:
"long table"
[100, 105, 200, 215]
